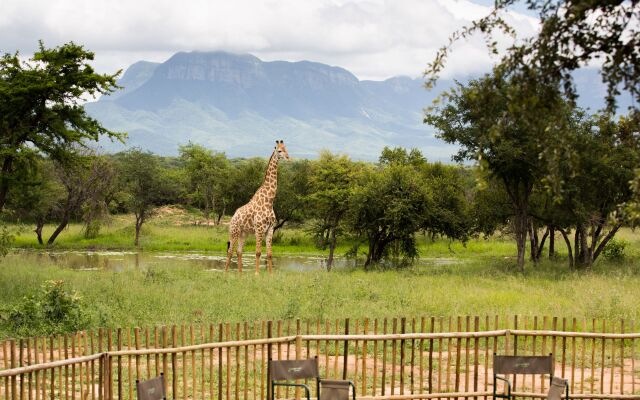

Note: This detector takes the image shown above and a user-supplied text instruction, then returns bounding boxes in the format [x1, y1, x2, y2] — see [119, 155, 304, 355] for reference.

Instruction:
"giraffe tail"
[227, 241, 230, 251]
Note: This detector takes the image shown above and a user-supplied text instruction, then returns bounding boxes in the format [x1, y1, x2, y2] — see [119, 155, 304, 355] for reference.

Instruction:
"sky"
[0, 0, 538, 81]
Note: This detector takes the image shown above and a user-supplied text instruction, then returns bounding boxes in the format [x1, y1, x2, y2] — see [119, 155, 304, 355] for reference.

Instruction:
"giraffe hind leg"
[225, 237, 238, 272]
[236, 233, 247, 273]
[265, 225, 274, 273]
[254, 229, 264, 274]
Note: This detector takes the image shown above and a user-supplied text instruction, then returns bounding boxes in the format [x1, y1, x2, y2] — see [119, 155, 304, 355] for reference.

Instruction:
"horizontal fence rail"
[1, 316, 639, 399]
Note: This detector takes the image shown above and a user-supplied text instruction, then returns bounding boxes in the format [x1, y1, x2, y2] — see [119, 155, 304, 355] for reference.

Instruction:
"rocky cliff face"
[108, 51, 372, 119]
[87, 51, 621, 159]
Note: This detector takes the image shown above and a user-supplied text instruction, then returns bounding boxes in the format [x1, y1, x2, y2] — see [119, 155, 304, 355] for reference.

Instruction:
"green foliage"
[0, 41, 123, 212]
[425, 69, 571, 269]
[179, 143, 232, 223]
[349, 164, 426, 267]
[228, 157, 266, 211]
[117, 149, 174, 245]
[273, 159, 312, 231]
[425, 1, 640, 112]
[306, 151, 362, 270]
[628, 170, 640, 226]
[81, 155, 117, 238]
[2, 280, 90, 337]
[601, 239, 627, 262]
[0, 224, 17, 256]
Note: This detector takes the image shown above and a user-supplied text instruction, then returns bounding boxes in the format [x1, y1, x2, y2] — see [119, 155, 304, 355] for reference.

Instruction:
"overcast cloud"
[0, 0, 538, 80]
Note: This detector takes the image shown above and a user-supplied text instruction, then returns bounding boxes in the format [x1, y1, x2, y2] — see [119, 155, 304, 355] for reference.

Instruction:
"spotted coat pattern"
[225, 141, 289, 273]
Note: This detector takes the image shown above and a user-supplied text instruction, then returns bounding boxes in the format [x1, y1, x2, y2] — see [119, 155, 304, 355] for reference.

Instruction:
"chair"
[136, 373, 167, 400]
[269, 357, 355, 400]
[493, 353, 568, 400]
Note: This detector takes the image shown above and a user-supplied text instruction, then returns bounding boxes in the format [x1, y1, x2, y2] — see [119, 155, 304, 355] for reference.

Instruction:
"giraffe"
[225, 140, 289, 273]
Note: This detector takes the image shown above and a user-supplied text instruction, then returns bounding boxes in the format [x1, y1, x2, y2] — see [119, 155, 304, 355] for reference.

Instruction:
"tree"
[419, 162, 471, 243]
[541, 112, 640, 268]
[349, 162, 432, 268]
[118, 149, 168, 246]
[306, 152, 360, 271]
[425, 69, 572, 270]
[0, 41, 123, 213]
[46, 154, 114, 246]
[273, 159, 312, 233]
[81, 156, 117, 238]
[228, 158, 266, 212]
[179, 144, 233, 224]
[467, 174, 513, 240]
[426, 0, 640, 112]
[628, 171, 640, 226]
[6, 158, 64, 245]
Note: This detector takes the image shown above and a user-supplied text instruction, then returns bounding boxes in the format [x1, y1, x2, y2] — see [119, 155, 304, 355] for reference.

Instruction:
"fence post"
[296, 334, 302, 400]
[218, 323, 223, 400]
[400, 317, 406, 395]
[266, 321, 273, 400]
[10, 339, 16, 400]
[342, 318, 350, 380]
[102, 352, 112, 400]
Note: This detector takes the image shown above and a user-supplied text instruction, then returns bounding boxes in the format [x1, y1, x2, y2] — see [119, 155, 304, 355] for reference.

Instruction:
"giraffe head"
[275, 140, 290, 160]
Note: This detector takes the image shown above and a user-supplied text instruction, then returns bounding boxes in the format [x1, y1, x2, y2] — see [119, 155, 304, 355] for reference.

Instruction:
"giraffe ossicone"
[225, 140, 290, 273]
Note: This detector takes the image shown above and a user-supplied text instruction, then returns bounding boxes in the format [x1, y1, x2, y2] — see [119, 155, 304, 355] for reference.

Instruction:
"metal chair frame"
[136, 372, 167, 400]
[269, 357, 355, 400]
[493, 353, 569, 400]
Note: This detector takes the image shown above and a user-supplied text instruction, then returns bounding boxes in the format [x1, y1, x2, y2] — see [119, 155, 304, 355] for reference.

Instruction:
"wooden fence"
[0, 316, 638, 399]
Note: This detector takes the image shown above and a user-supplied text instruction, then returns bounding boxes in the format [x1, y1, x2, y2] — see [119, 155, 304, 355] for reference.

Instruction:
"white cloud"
[0, 0, 538, 80]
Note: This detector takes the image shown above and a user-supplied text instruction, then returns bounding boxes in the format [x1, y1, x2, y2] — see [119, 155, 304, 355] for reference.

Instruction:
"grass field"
[11, 207, 520, 257]
[2, 209, 639, 339]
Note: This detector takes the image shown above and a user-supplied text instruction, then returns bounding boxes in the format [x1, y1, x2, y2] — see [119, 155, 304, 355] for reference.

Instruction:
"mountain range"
[86, 51, 630, 160]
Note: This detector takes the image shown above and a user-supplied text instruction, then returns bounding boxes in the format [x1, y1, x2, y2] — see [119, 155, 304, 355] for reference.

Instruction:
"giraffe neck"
[258, 150, 279, 204]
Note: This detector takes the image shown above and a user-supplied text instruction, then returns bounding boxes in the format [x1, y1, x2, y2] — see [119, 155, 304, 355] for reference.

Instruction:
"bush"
[1, 280, 90, 337]
[601, 239, 627, 261]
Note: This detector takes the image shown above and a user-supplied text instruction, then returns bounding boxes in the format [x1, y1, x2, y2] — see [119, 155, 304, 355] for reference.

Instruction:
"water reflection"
[6, 249, 463, 272]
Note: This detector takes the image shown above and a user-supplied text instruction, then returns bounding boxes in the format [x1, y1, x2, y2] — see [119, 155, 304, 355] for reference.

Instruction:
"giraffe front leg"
[254, 229, 264, 274]
[265, 226, 274, 273]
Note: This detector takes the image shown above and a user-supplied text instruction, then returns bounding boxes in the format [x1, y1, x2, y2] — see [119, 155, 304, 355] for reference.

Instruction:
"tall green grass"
[1, 254, 639, 339]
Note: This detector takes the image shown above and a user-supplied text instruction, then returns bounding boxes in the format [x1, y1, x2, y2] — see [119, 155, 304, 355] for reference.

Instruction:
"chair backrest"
[321, 380, 351, 400]
[269, 358, 319, 381]
[136, 374, 165, 400]
[494, 354, 554, 375]
[547, 376, 567, 400]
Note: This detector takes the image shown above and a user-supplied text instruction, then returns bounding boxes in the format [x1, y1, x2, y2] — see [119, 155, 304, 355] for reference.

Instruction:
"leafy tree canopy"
[0, 41, 123, 211]
[426, 0, 640, 111]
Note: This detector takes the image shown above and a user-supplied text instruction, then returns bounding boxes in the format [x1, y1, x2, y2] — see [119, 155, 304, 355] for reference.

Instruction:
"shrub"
[2, 280, 90, 337]
[601, 239, 627, 261]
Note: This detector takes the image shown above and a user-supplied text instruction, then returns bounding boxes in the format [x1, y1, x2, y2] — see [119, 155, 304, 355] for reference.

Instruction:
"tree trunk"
[592, 223, 622, 262]
[574, 229, 581, 267]
[216, 211, 223, 225]
[364, 240, 374, 270]
[0, 156, 14, 213]
[559, 228, 574, 269]
[579, 224, 591, 268]
[273, 219, 286, 234]
[548, 226, 555, 258]
[535, 227, 549, 261]
[326, 228, 336, 272]
[35, 220, 45, 246]
[134, 212, 144, 247]
[47, 213, 70, 246]
[514, 211, 528, 271]
[135, 223, 141, 246]
[528, 222, 539, 263]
